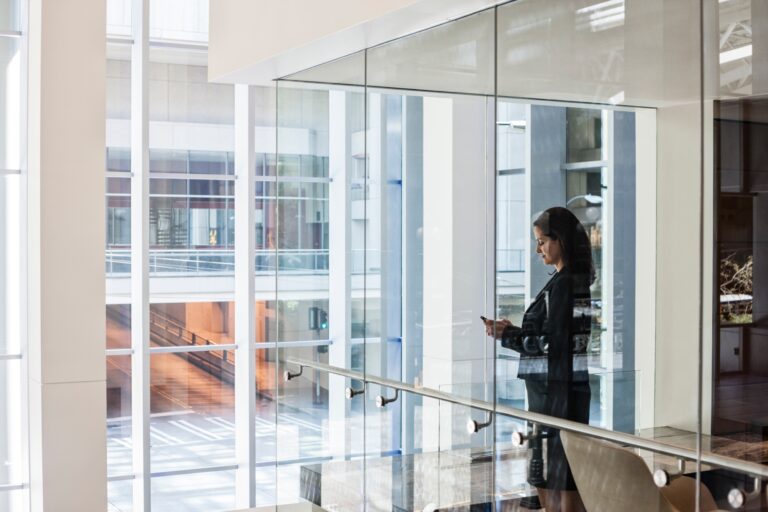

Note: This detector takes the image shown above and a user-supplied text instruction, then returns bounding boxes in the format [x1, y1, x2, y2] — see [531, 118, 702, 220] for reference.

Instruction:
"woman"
[485, 207, 594, 512]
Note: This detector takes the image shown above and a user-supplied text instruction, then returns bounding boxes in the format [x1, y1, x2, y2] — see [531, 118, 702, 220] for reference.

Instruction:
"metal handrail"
[285, 357, 768, 479]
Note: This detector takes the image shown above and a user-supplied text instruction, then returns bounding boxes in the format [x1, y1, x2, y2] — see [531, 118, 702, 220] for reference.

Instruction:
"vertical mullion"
[234, 84, 256, 507]
[130, 0, 150, 509]
[19, 0, 30, 504]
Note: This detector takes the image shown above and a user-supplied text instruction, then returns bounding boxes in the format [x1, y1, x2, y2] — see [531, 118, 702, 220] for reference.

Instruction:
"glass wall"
[0, 0, 26, 510]
[709, 0, 768, 506]
[107, 0, 768, 510]
[273, 1, 765, 511]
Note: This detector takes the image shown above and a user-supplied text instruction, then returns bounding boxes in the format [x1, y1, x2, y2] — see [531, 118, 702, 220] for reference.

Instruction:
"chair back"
[560, 430, 680, 512]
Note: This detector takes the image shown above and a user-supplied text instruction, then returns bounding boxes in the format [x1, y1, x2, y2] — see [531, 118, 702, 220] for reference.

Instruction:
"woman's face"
[534, 225, 563, 268]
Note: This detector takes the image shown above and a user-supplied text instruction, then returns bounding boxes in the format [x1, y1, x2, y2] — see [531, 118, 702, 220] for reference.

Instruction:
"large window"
[0, 0, 26, 510]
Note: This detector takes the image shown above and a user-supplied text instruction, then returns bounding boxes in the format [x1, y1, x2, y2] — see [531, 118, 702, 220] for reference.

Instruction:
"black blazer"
[501, 267, 591, 386]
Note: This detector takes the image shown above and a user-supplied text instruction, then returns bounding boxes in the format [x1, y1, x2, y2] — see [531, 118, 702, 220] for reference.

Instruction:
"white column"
[654, 103, 701, 432]
[634, 108, 657, 430]
[130, 0, 150, 509]
[421, 96, 453, 451]
[328, 89, 351, 458]
[234, 84, 256, 507]
[26, 0, 106, 510]
[421, 96, 489, 450]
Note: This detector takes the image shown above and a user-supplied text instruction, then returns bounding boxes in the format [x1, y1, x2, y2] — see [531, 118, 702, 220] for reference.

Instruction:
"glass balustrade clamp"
[283, 365, 304, 382]
[467, 412, 493, 434]
[728, 478, 762, 510]
[345, 386, 364, 399]
[375, 389, 399, 408]
[653, 459, 687, 488]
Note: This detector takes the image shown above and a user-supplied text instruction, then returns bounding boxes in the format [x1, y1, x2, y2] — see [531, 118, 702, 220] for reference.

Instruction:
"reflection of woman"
[485, 207, 593, 512]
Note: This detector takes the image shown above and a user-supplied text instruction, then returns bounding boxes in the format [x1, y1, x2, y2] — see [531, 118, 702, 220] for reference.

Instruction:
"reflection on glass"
[151, 470, 235, 512]
[108, 480, 132, 512]
[496, 100, 641, 437]
[715, 0, 753, 98]
[0, 38, 21, 170]
[366, 9, 495, 95]
[0, 361, 22, 486]
[0, 0, 19, 32]
[361, 390, 509, 510]
[147, 51, 235, 308]
[713, 96, 768, 488]
[150, 302, 234, 348]
[150, 0, 210, 44]
[496, 0, 700, 106]
[276, 353, 364, 506]
[363, 90, 493, 405]
[150, 352, 235, 472]
[107, 355, 132, 477]
[0, 175, 21, 355]
[106, 0, 131, 38]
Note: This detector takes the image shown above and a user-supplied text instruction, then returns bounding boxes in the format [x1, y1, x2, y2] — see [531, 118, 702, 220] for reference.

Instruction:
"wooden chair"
[560, 430, 720, 512]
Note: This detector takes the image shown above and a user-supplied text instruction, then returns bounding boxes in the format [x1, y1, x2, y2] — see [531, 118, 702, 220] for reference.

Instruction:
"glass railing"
[281, 357, 768, 510]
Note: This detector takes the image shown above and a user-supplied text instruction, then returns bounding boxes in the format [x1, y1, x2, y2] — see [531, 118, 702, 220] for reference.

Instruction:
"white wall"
[654, 102, 703, 432]
[634, 108, 658, 430]
[208, 0, 505, 84]
[421, 95, 490, 449]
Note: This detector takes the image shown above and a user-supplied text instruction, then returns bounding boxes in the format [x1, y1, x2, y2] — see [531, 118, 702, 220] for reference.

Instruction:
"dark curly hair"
[533, 206, 595, 285]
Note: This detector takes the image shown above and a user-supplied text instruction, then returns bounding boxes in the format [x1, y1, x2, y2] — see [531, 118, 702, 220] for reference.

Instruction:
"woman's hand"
[482, 317, 512, 338]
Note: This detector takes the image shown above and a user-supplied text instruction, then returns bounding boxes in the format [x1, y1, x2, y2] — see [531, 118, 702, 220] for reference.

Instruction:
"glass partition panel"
[706, 0, 768, 500]
[0, 0, 19, 32]
[0, 174, 20, 355]
[362, 86, 495, 403]
[366, 9, 495, 95]
[272, 0, 710, 509]
[0, 491, 25, 512]
[107, 354, 132, 478]
[0, 36, 21, 359]
[150, 0, 209, 44]
[0, 37, 20, 171]
[107, 480, 132, 512]
[149, 351, 235, 472]
[496, 0, 702, 107]
[147, 39, 234, 299]
[360, 387, 516, 510]
[276, 361, 364, 507]
[284, 50, 366, 88]
[151, 470, 235, 512]
[495, 98, 650, 435]
[701, 463, 766, 511]
[0, 360, 23, 486]
[275, 77, 366, 506]
[496, 0, 703, 454]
